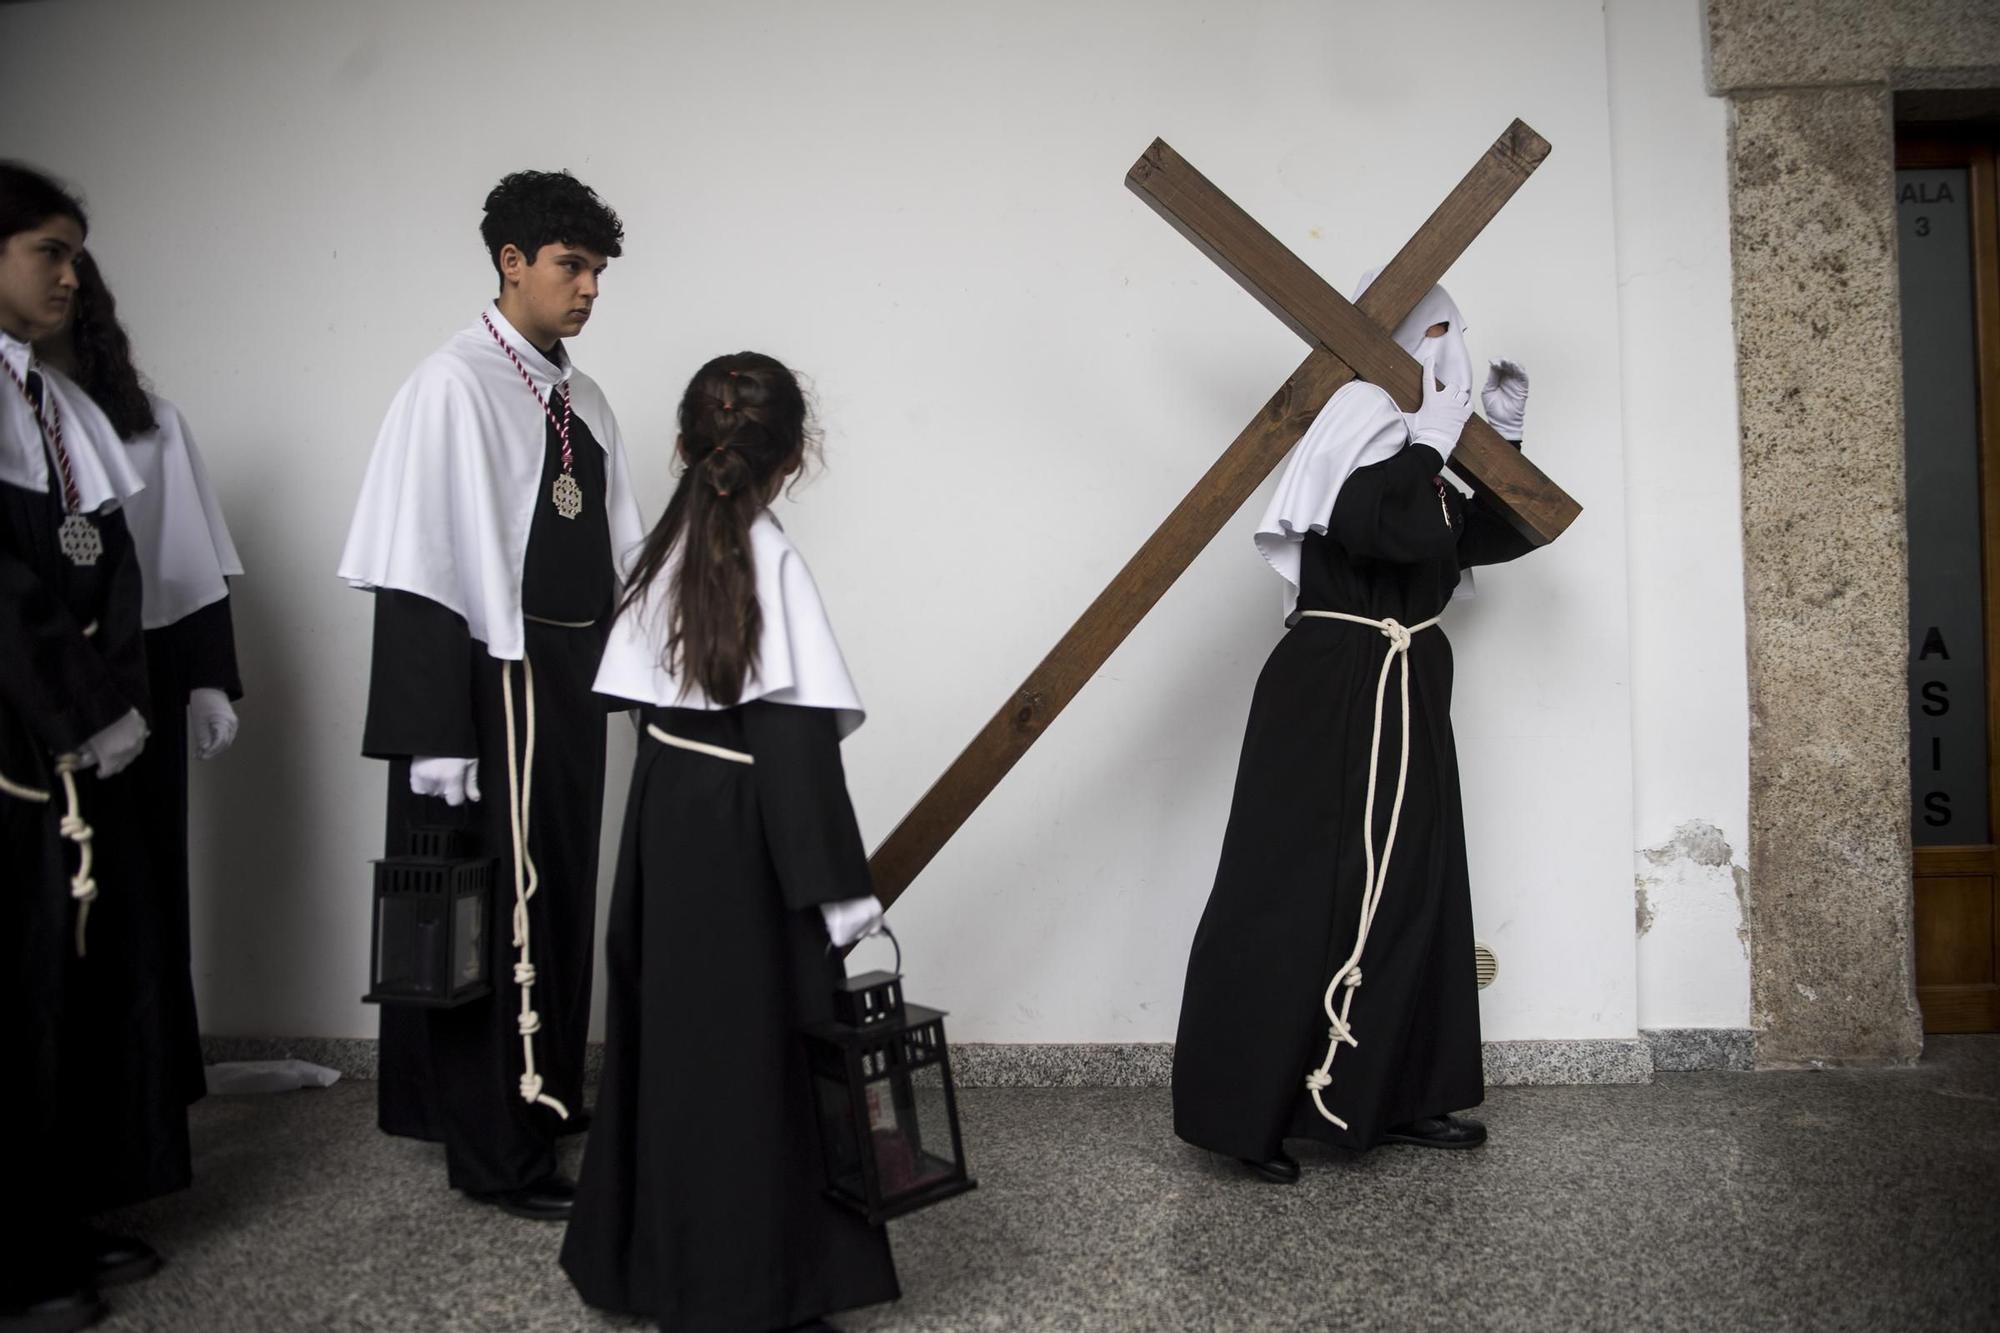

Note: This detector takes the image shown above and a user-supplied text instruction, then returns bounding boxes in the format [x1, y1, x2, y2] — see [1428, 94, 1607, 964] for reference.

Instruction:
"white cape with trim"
[594, 510, 866, 739]
[0, 333, 141, 514]
[336, 304, 645, 661]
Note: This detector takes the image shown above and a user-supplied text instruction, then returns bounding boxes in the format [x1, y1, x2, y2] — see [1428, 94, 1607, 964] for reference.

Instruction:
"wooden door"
[1900, 137, 2000, 1033]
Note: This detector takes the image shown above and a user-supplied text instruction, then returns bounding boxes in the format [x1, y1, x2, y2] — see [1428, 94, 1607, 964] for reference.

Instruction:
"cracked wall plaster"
[1637, 821, 1753, 1030]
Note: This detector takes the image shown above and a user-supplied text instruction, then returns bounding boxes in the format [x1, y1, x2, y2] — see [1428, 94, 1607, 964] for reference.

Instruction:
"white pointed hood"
[1251, 267, 1478, 615]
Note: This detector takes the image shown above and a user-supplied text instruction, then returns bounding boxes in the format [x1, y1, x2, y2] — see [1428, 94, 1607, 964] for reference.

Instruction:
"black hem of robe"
[562, 702, 899, 1330]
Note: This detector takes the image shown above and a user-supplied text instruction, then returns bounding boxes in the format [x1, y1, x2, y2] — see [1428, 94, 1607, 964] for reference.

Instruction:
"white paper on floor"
[204, 1059, 343, 1095]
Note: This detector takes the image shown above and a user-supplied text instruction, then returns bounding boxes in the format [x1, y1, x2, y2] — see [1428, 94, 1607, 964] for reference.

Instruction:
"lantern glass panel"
[862, 1072, 959, 1198]
[452, 891, 486, 990]
[375, 894, 447, 996]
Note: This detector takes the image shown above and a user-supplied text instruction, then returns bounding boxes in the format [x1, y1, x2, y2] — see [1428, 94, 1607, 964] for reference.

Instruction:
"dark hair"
[479, 170, 624, 285]
[619, 353, 817, 706]
[64, 251, 156, 440]
[0, 161, 87, 246]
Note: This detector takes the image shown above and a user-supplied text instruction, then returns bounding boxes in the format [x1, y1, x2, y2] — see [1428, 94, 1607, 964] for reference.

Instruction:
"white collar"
[480, 302, 572, 392]
[1, 328, 35, 382]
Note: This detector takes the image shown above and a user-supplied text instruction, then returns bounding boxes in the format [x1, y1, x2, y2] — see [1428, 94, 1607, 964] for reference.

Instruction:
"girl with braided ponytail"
[565, 353, 899, 1332]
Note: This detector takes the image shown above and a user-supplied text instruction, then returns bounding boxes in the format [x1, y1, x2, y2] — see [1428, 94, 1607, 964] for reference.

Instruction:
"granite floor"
[90, 1038, 2000, 1333]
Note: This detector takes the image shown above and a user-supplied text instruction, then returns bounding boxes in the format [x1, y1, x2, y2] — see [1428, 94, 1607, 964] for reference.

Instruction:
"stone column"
[1728, 86, 1918, 1065]
[1707, 0, 2000, 1066]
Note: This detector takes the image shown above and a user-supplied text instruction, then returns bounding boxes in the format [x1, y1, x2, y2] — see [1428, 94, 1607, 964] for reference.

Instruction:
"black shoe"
[470, 1173, 576, 1222]
[1382, 1114, 1487, 1149]
[1239, 1150, 1301, 1183]
[74, 1228, 162, 1288]
[0, 1286, 107, 1333]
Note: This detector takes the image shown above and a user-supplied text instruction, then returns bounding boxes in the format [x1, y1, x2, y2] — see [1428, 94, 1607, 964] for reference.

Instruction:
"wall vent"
[1474, 942, 1498, 989]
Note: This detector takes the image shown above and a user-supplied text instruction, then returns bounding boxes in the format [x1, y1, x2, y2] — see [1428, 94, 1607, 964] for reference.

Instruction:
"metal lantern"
[362, 825, 494, 1007]
[802, 928, 976, 1224]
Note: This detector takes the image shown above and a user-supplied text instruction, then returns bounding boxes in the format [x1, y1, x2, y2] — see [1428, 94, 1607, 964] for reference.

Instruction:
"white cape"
[0, 331, 141, 514]
[120, 393, 243, 629]
[594, 511, 866, 738]
[337, 304, 645, 661]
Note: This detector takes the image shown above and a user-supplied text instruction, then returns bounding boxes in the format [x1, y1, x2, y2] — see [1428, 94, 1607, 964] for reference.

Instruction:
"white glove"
[78, 707, 148, 778]
[821, 895, 886, 949]
[1404, 343, 1475, 460]
[410, 756, 481, 806]
[1481, 357, 1530, 442]
[189, 688, 238, 760]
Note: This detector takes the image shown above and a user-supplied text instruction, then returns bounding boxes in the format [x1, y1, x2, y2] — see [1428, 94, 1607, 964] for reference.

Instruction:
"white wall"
[0, 0, 1740, 1046]
[1606, 0, 1753, 1030]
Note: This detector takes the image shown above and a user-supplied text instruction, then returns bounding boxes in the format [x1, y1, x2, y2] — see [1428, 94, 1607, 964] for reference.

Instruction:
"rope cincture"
[55, 755, 96, 957]
[1295, 609, 1440, 1130]
[57, 619, 106, 959]
[0, 770, 51, 802]
[501, 655, 568, 1120]
[644, 723, 754, 767]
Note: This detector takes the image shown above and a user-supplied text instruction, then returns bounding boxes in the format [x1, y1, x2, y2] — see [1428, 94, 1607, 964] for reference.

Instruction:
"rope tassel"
[501, 657, 569, 1121]
[54, 756, 97, 958]
[1294, 611, 1438, 1131]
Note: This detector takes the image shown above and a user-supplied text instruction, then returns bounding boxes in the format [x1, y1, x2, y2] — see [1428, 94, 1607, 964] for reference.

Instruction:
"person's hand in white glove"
[189, 688, 238, 760]
[1404, 343, 1475, 461]
[821, 895, 886, 949]
[410, 756, 481, 806]
[1481, 357, 1530, 443]
[78, 707, 148, 778]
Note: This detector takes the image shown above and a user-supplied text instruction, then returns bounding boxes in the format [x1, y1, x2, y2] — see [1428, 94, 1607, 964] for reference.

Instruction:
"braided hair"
[619, 352, 816, 704]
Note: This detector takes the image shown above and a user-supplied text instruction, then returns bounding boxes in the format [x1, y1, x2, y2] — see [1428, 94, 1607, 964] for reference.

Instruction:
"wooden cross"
[867, 120, 1578, 908]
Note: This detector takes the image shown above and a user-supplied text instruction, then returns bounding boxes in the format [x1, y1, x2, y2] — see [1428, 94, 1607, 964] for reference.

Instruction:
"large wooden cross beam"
[867, 120, 1576, 908]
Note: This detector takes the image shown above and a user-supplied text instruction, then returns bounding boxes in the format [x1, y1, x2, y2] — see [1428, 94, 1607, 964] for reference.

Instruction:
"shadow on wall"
[185, 534, 365, 1037]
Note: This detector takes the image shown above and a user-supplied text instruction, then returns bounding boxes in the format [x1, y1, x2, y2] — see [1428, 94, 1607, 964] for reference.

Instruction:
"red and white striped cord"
[1, 355, 83, 512]
[481, 313, 573, 476]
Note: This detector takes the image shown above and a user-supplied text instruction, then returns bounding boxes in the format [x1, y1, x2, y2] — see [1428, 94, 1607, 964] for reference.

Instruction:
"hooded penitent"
[1254, 267, 1477, 615]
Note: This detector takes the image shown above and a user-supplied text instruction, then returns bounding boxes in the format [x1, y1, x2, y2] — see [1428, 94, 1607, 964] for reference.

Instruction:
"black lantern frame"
[362, 824, 494, 1008]
[802, 927, 976, 1224]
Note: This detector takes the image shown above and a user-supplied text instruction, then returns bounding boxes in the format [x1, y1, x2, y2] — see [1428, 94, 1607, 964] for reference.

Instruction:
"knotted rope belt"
[1293, 609, 1440, 1130]
[645, 722, 754, 766]
[3, 620, 111, 958]
[500, 656, 566, 1119]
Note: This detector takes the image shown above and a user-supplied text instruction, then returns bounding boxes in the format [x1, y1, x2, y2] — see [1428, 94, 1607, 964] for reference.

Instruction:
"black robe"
[363, 388, 614, 1196]
[1173, 440, 1536, 1158]
[562, 702, 900, 1331]
[129, 593, 243, 1106]
[0, 408, 192, 1282]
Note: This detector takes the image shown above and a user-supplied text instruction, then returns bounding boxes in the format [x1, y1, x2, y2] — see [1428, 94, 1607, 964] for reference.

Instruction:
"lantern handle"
[834, 921, 903, 978]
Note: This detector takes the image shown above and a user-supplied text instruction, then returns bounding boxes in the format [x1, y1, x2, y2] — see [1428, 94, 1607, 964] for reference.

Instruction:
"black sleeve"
[156, 590, 244, 702]
[361, 589, 478, 761]
[1327, 443, 1461, 564]
[1455, 437, 1541, 569]
[740, 701, 874, 912]
[0, 521, 144, 755]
